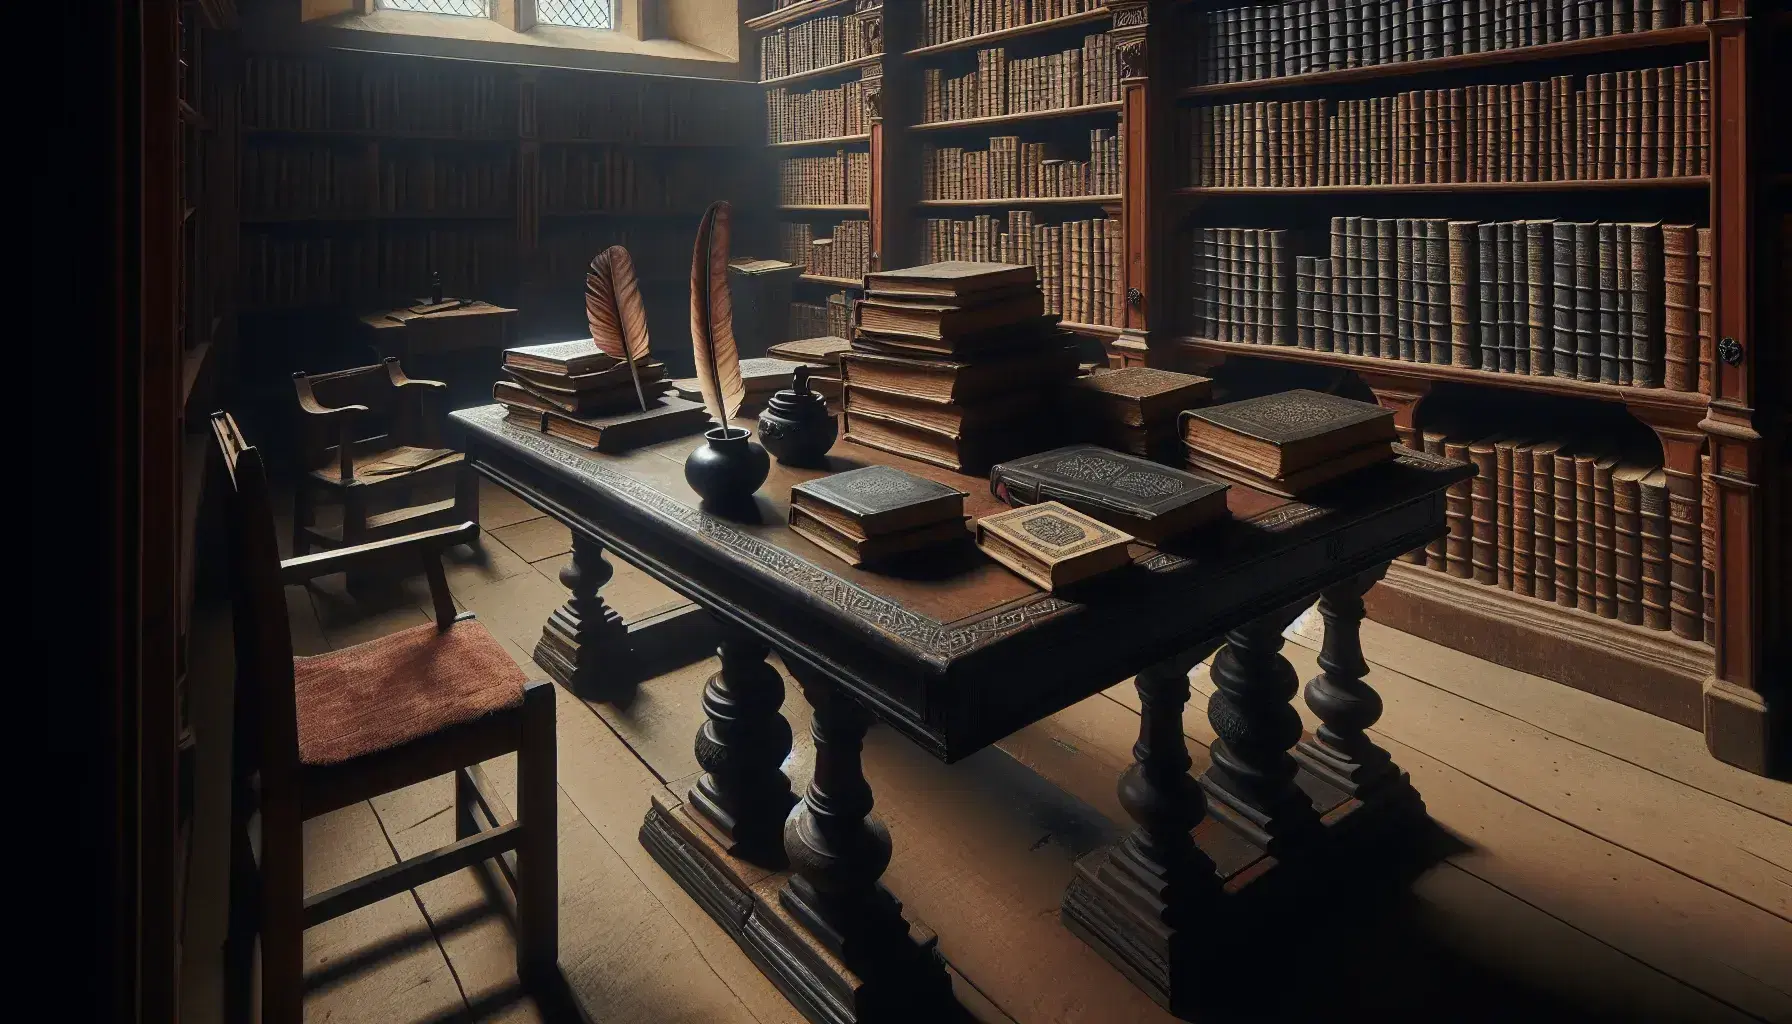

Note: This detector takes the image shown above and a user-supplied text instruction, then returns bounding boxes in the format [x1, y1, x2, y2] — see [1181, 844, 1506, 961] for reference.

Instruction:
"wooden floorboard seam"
[366, 795, 479, 1017]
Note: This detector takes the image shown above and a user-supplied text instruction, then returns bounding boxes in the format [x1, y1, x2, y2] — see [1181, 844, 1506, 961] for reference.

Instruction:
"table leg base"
[534, 604, 630, 699]
[640, 787, 954, 1024]
[1063, 763, 1428, 1018]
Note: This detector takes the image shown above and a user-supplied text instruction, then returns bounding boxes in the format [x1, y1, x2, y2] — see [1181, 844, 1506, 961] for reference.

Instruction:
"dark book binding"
[989, 445, 1230, 544]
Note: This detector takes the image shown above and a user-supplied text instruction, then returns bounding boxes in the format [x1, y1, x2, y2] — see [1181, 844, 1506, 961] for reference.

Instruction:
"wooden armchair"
[212, 411, 556, 1024]
[291, 357, 478, 556]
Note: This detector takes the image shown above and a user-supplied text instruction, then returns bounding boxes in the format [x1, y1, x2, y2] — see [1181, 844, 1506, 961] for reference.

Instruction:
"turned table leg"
[534, 531, 630, 699]
[688, 631, 798, 867]
[1202, 603, 1325, 856]
[1295, 564, 1417, 810]
[1060, 646, 1222, 1013]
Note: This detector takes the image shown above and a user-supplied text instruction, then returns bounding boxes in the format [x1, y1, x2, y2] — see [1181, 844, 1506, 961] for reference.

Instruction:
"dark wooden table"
[452, 403, 1472, 1022]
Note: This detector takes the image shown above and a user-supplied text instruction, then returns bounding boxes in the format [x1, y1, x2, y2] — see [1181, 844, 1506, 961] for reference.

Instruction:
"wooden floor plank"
[490, 518, 573, 564]
[301, 801, 467, 1023]
[583, 657, 718, 786]
[451, 571, 579, 656]
[439, 533, 536, 593]
[1291, 611, 1792, 826]
[478, 477, 549, 532]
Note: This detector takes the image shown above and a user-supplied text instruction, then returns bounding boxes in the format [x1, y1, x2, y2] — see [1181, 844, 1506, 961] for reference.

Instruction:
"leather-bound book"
[1512, 439, 1537, 597]
[790, 465, 968, 538]
[840, 344, 1075, 404]
[1661, 224, 1697, 391]
[1531, 439, 1562, 597]
[1596, 223, 1622, 384]
[864, 260, 1039, 303]
[1295, 255, 1316, 350]
[1069, 367, 1214, 429]
[1468, 435, 1501, 585]
[1551, 221, 1577, 377]
[788, 506, 970, 568]
[1593, 454, 1619, 617]
[1640, 67, 1658, 178]
[1615, 223, 1635, 385]
[1552, 447, 1580, 607]
[1343, 216, 1364, 353]
[1330, 219, 1350, 345]
[1397, 218, 1417, 362]
[975, 501, 1135, 591]
[1179, 389, 1397, 478]
[503, 338, 620, 376]
[1574, 450, 1598, 613]
[1639, 469, 1672, 629]
[854, 290, 1047, 343]
[1498, 221, 1518, 373]
[1696, 226, 1714, 397]
[1628, 223, 1664, 388]
[1526, 220, 1553, 376]
[842, 409, 1035, 474]
[496, 396, 709, 454]
[1424, 429, 1451, 569]
[495, 371, 673, 418]
[768, 335, 853, 367]
[1612, 462, 1650, 625]
[1664, 456, 1702, 639]
[1701, 452, 1716, 643]
[844, 386, 1041, 437]
[990, 445, 1230, 544]
[1377, 219, 1398, 357]
[1472, 221, 1497, 371]
[1428, 220, 1455, 366]
[1313, 257, 1335, 353]
[1573, 222, 1600, 381]
[1511, 220, 1532, 374]
[1495, 437, 1518, 589]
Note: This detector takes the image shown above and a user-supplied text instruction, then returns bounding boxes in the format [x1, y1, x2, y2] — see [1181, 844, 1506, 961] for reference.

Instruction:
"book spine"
[1574, 452, 1597, 613]
[1532, 447, 1558, 598]
[1497, 221, 1516, 373]
[1573, 222, 1599, 381]
[1613, 473, 1644, 625]
[1696, 226, 1714, 397]
[1551, 221, 1577, 377]
[1594, 459, 1617, 617]
[1661, 224, 1698, 391]
[1526, 220, 1553, 376]
[1445, 439, 1475, 579]
[1639, 475, 1671, 629]
[1424, 431, 1450, 568]
[1455, 221, 1483, 369]
[1701, 452, 1716, 644]
[1596, 222, 1621, 384]
[1476, 221, 1498, 370]
[1553, 451, 1578, 607]
[1665, 458, 1702, 640]
[1511, 443, 1536, 597]
[1469, 440, 1499, 585]
[1496, 439, 1517, 589]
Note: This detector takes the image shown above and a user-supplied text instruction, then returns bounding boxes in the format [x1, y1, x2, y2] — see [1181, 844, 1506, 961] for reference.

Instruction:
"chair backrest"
[292, 359, 431, 470]
[211, 411, 300, 787]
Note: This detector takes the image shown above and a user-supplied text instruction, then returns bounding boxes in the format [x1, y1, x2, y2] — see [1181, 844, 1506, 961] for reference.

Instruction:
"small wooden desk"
[453, 404, 1471, 1022]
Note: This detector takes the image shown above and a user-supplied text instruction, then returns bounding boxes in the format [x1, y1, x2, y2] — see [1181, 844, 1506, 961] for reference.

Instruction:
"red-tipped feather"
[689, 202, 744, 427]
[586, 245, 652, 410]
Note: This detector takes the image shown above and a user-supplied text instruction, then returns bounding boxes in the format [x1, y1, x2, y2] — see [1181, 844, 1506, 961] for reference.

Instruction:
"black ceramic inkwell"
[757, 365, 838, 466]
[684, 425, 771, 504]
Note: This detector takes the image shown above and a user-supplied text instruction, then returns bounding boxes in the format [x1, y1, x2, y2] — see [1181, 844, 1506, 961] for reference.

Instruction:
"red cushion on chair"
[294, 618, 528, 766]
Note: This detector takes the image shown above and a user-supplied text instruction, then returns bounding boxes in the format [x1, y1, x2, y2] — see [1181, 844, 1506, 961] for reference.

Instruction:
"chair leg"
[259, 799, 306, 1024]
[515, 680, 558, 984]
[454, 463, 481, 536]
[454, 766, 478, 841]
[291, 485, 313, 557]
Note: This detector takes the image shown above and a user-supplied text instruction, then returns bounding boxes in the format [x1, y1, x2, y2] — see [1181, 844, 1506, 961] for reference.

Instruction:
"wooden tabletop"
[453, 403, 1472, 760]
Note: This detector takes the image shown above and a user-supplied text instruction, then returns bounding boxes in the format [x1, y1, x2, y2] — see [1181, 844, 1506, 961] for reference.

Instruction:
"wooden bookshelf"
[778, 203, 871, 212]
[918, 194, 1121, 206]
[911, 101, 1123, 131]
[1172, 178, 1712, 195]
[745, 0, 860, 32]
[1178, 25, 1710, 98]
[769, 133, 872, 148]
[759, 53, 882, 88]
[905, 7, 1113, 57]
[799, 273, 864, 287]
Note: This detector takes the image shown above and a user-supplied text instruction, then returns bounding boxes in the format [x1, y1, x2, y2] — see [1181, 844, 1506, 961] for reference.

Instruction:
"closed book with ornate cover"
[989, 444, 1230, 544]
[975, 501, 1135, 591]
[1068, 367, 1214, 428]
[1178, 389, 1396, 477]
[865, 261, 1037, 301]
[503, 338, 620, 377]
[789, 465, 968, 537]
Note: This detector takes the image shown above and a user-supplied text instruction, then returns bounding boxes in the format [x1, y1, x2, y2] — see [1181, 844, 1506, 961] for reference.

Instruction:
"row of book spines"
[1188, 220, 1710, 392]
[779, 220, 874, 278]
[792, 291, 855, 340]
[766, 80, 868, 143]
[1192, 0, 1709, 86]
[758, 13, 879, 81]
[923, 215, 1122, 326]
[1184, 61, 1710, 187]
[921, 130, 1122, 199]
[920, 36, 1118, 122]
[238, 230, 512, 307]
[921, 0, 1104, 46]
[241, 149, 513, 215]
[1415, 434, 1705, 641]
[777, 152, 873, 205]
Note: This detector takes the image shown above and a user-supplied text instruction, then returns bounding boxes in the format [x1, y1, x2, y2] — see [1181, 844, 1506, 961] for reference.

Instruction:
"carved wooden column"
[758, 661, 951, 1022]
[1061, 644, 1222, 1015]
[533, 531, 629, 698]
[859, 1, 884, 272]
[1294, 565, 1419, 815]
[1110, 0, 1157, 368]
[688, 632, 798, 867]
[1701, 0, 1774, 775]
[1201, 603, 1324, 855]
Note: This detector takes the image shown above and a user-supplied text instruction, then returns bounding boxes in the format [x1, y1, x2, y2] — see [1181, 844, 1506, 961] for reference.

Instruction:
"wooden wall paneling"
[1701, 0, 1774, 775]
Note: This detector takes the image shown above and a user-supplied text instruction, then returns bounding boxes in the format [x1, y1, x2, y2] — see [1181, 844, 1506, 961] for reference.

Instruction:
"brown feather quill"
[689, 201, 744, 428]
[585, 245, 653, 411]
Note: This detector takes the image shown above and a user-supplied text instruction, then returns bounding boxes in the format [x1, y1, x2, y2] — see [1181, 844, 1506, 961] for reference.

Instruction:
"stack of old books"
[841, 261, 1078, 473]
[495, 339, 708, 452]
[670, 356, 813, 418]
[788, 466, 970, 568]
[1067, 366, 1215, 462]
[1179, 389, 1397, 497]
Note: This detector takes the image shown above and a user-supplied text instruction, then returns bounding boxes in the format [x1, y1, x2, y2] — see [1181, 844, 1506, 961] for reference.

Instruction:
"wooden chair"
[291, 357, 478, 556]
[212, 411, 556, 1024]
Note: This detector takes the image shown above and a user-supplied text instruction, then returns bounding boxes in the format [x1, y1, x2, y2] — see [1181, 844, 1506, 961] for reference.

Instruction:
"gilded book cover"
[974, 501, 1134, 591]
[990, 444, 1229, 544]
[1180, 389, 1395, 477]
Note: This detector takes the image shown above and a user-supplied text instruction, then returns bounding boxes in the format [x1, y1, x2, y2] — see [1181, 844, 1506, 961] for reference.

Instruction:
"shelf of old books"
[1166, 0, 1725, 719]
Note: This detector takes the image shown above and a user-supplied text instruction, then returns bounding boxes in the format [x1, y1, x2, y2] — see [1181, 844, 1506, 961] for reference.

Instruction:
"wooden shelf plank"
[1177, 26, 1709, 99]
[912, 101, 1122, 131]
[798, 274, 863, 288]
[1062, 320, 1121, 338]
[768, 133, 872, 148]
[1172, 177, 1709, 195]
[905, 8, 1113, 58]
[776, 204, 871, 212]
[1171, 335, 1711, 413]
[918, 194, 1121, 207]
[759, 54, 882, 88]
[744, 0, 858, 33]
